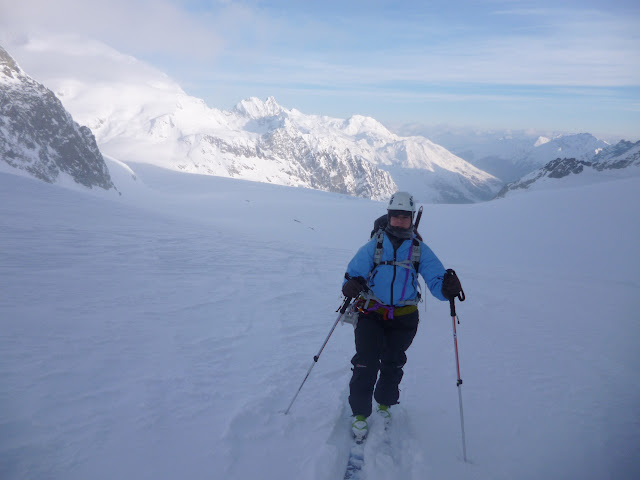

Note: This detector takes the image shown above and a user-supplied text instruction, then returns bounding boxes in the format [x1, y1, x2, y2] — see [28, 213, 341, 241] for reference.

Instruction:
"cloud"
[176, 3, 640, 91]
[0, 0, 224, 59]
[2, 1, 638, 88]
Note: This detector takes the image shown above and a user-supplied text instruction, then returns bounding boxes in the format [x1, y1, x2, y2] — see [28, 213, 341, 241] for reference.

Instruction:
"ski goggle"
[388, 210, 413, 219]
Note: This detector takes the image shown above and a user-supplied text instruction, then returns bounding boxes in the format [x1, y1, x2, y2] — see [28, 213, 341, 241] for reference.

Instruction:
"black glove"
[441, 269, 463, 300]
[342, 276, 367, 298]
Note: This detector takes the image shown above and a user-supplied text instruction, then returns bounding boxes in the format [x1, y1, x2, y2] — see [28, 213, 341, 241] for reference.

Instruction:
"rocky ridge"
[0, 46, 115, 190]
[495, 140, 640, 198]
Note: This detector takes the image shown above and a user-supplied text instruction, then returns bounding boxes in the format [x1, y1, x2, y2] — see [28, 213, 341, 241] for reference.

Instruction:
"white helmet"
[387, 191, 415, 214]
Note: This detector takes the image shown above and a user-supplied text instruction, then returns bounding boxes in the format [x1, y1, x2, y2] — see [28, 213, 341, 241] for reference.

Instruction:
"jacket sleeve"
[418, 242, 447, 301]
[343, 239, 376, 285]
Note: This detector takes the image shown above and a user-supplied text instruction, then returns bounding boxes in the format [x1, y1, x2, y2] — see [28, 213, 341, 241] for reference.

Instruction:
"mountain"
[0, 46, 114, 190]
[88, 90, 501, 203]
[495, 140, 640, 198]
[510, 133, 609, 178]
[5, 36, 500, 203]
[394, 125, 612, 183]
[591, 139, 640, 168]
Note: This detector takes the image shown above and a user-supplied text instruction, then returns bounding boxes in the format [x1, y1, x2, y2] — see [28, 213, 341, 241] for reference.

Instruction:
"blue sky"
[2, 0, 639, 139]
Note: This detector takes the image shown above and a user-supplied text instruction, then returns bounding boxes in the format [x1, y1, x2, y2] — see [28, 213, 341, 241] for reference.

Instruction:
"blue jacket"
[345, 234, 448, 305]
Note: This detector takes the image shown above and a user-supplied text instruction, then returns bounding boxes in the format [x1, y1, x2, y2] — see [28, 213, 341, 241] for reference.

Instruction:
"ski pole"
[449, 288, 468, 462]
[284, 296, 353, 415]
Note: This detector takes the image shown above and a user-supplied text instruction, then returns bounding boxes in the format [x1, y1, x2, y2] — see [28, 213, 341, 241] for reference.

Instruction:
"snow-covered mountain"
[102, 91, 501, 202]
[6, 37, 501, 203]
[395, 125, 613, 183]
[495, 140, 640, 198]
[592, 139, 640, 168]
[0, 46, 114, 190]
[511, 133, 609, 177]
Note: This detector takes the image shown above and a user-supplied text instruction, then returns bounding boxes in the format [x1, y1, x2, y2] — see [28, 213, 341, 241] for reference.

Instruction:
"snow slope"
[1, 165, 639, 480]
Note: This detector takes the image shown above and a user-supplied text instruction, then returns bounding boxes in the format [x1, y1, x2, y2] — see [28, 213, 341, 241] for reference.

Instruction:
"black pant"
[348, 309, 419, 417]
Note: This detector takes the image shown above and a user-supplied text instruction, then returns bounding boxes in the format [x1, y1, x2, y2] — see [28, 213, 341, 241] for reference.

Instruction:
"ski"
[380, 415, 394, 461]
[343, 437, 366, 480]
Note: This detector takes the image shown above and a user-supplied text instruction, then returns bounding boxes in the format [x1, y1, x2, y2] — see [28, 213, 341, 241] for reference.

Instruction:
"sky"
[1, 0, 639, 139]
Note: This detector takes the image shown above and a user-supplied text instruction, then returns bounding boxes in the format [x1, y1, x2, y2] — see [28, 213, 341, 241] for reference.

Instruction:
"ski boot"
[376, 404, 391, 427]
[351, 415, 368, 442]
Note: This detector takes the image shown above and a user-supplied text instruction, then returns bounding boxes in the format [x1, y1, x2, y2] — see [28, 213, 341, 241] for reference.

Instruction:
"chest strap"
[372, 230, 421, 272]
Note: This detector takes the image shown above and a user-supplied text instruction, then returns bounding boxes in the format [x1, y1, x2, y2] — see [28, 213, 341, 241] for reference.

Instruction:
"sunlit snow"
[1, 159, 639, 479]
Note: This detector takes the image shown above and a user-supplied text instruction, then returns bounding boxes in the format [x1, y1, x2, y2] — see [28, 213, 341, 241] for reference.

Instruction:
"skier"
[342, 191, 463, 440]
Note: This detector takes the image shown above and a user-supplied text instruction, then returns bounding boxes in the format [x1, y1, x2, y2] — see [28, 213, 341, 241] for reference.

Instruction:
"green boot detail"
[377, 404, 391, 421]
[351, 415, 368, 441]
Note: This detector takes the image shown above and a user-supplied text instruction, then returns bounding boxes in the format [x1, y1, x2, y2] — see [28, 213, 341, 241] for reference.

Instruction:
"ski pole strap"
[448, 285, 466, 317]
[458, 289, 466, 302]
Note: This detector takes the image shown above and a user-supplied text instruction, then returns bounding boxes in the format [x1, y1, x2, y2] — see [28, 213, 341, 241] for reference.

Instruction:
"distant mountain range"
[0, 46, 114, 190]
[395, 124, 615, 183]
[496, 140, 640, 197]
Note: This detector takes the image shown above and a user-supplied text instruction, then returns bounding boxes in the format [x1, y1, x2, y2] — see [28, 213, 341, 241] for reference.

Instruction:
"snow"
[1, 163, 639, 480]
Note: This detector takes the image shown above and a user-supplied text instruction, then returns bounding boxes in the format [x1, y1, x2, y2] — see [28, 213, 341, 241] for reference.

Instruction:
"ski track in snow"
[1, 170, 640, 480]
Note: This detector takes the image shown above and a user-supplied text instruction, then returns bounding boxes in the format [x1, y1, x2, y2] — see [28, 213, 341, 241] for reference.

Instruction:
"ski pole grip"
[340, 297, 353, 314]
[449, 298, 456, 317]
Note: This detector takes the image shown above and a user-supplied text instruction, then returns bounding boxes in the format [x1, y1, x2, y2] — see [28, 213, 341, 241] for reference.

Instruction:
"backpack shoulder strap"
[411, 237, 421, 273]
[373, 229, 385, 268]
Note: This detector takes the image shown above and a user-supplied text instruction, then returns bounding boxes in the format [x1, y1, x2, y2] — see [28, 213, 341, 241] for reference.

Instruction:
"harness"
[358, 230, 422, 320]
